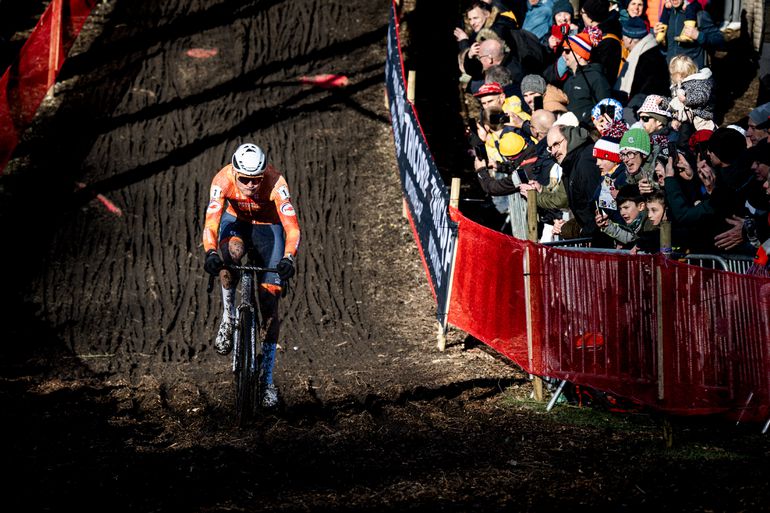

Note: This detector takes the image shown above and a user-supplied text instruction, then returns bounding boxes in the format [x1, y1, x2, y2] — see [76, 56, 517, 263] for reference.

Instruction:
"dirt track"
[2, 0, 515, 400]
[2, 1, 770, 512]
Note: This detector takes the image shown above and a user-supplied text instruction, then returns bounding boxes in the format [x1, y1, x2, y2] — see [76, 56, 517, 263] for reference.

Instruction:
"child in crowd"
[668, 61, 717, 131]
[645, 190, 667, 226]
[668, 54, 698, 87]
[591, 98, 626, 136]
[635, 190, 667, 252]
[592, 126, 629, 247]
[595, 184, 652, 249]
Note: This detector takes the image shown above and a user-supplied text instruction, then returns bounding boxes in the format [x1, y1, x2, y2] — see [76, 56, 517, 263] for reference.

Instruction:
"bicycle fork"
[232, 271, 258, 375]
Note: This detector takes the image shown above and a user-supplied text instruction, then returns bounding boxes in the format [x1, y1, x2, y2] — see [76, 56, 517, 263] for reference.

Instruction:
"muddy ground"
[1, 1, 769, 512]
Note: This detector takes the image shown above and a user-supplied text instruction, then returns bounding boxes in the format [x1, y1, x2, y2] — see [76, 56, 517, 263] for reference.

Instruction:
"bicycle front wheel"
[234, 305, 257, 426]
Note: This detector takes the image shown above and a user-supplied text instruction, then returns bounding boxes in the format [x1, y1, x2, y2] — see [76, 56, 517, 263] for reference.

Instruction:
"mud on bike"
[208, 262, 288, 425]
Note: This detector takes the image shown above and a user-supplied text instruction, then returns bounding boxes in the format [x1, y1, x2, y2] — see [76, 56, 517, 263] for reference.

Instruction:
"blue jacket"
[521, 0, 554, 43]
[664, 6, 725, 68]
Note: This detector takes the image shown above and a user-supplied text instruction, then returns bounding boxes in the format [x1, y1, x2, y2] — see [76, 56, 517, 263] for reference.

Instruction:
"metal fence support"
[683, 254, 754, 274]
[546, 380, 568, 411]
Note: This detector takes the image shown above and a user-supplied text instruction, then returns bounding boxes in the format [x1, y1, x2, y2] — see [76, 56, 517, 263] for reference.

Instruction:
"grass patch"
[653, 443, 749, 461]
[497, 385, 659, 432]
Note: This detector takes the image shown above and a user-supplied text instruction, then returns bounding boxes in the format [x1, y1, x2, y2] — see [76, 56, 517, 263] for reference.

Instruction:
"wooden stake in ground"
[525, 190, 543, 401]
[438, 177, 462, 352]
[46, 0, 63, 99]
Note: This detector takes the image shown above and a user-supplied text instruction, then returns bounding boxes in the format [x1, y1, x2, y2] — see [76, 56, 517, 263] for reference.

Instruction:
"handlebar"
[206, 265, 281, 293]
[226, 265, 279, 273]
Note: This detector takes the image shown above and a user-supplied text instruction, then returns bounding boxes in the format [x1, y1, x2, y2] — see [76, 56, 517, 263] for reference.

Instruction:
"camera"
[473, 142, 488, 161]
[465, 118, 488, 161]
[599, 103, 616, 119]
[498, 161, 529, 183]
[551, 23, 570, 43]
[497, 160, 515, 174]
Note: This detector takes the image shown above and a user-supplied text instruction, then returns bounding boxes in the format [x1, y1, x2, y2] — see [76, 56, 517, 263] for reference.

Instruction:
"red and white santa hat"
[593, 134, 621, 163]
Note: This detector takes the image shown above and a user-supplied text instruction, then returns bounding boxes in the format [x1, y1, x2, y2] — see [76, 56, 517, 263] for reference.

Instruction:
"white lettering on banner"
[387, 6, 456, 320]
[402, 117, 416, 173]
[428, 236, 442, 288]
[387, 21, 397, 81]
[403, 171, 422, 219]
[429, 180, 454, 270]
[396, 94, 457, 286]
[390, 100, 402, 155]
[428, 176, 455, 289]
[394, 82, 405, 122]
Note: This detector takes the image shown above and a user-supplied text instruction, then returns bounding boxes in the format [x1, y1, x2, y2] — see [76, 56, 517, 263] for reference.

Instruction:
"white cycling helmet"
[231, 143, 267, 176]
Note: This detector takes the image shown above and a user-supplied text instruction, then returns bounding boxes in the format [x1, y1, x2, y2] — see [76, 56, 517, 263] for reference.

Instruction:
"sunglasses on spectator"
[562, 48, 572, 54]
[237, 175, 262, 185]
[639, 115, 653, 122]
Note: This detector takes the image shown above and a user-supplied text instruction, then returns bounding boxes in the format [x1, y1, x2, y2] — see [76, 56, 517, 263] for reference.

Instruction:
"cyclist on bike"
[202, 142, 300, 408]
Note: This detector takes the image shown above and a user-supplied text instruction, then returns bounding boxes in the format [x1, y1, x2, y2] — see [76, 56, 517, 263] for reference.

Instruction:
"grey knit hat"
[749, 102, 770, 125]
[521, 74, 546, 95]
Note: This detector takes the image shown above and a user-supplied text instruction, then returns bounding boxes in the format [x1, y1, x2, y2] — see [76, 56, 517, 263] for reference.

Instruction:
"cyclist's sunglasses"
[237, 174, 262, 185]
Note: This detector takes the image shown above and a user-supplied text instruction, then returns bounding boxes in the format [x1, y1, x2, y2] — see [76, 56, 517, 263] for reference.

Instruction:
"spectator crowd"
[456, 0, 770, 273]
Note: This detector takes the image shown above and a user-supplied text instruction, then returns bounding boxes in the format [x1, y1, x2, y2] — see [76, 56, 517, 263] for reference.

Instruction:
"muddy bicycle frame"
[209, 263, 278, 425]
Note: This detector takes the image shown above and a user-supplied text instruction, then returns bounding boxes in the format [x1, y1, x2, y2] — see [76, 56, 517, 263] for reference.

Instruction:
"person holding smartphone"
[520, 73, 569, 117]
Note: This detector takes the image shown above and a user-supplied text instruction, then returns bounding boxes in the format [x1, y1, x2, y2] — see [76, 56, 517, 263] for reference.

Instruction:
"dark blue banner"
[386, 3, 457, 324]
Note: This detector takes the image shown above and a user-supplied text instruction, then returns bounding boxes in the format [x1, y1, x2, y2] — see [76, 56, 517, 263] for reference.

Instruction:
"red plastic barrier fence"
[0, 0, 97, 171]
[448, 208, 770, 421]
[535, 245, 661, 407]
[387, 4, 769, 421]
[447, 207, 532, 367]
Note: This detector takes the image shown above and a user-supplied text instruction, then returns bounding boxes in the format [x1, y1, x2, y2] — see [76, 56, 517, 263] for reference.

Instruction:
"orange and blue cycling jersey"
[202, 163, 300, 256]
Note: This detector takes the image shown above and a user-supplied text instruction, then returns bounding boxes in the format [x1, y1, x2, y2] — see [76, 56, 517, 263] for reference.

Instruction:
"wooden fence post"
[407, 70, 416, 103]
[659, 220, 672, 255]
[525, 190, 544, 401]
[46, 0, 63, 100]
[437, 177, 462, 352]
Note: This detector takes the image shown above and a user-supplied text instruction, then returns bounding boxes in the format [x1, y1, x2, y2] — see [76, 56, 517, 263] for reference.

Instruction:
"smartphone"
[668, 141, 679, 164]
[473, 142, 488, 161]
[516, 168, 528, 183]
[595, 200, 607, 216]
[533, 95, 544, 111]
[600, 104, 616, 119]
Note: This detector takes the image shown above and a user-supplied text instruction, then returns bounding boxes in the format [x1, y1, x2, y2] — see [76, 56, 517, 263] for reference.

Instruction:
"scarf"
[616, 33, 657, 95]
